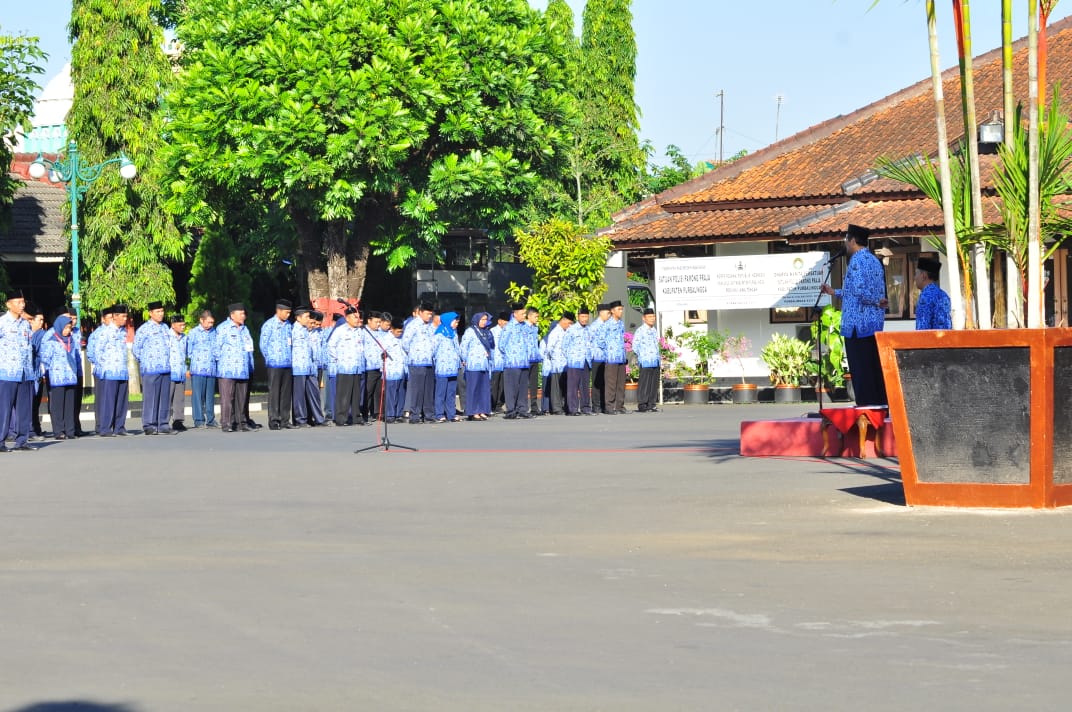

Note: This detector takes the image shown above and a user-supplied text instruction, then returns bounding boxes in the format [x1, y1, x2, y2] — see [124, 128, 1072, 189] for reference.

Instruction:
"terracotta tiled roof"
[603, 15, 1072, 248]
[0, 175, 68, 258]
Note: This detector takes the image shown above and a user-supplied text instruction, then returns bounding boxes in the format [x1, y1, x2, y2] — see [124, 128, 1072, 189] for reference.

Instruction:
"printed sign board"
[653, 253, 832, 311]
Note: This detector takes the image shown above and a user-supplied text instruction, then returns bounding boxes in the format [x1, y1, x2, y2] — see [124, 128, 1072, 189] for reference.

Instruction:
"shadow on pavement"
[5, 703, 141, 712]
[634, 438, 742, 463]
[832, 459, 906, 506]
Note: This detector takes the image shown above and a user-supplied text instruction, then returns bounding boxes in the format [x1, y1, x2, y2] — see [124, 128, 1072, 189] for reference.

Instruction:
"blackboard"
[896, 347, 1030, 484]
[1054, 347, 1072, 484]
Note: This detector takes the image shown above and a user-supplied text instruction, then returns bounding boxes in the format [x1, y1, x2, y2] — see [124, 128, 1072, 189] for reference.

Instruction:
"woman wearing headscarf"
[38, 315, 79, 440]
[459, 312, 494, 421]
[432, 311, 461, 422]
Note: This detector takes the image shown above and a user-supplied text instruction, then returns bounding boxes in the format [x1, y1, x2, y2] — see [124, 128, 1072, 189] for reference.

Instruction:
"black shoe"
[144, 428, 158, 436]
[503, 414, 517, 420]
[55, 434, 67, 440]
[14, 444, 38, 452]
[297, 423, 311, 428]
[116, 431, 128, 436]
[269, 423, 281, 431]
[567, 412, 581, 416]
[204, 422, 219, 429]
[173, 421, 187, 432]
[517, 413, 533, 419]
[221, 426, 234, 433]
[99, 432, 115, 438]
[245, 421, 262, 430]
[648, 407, 659, 413]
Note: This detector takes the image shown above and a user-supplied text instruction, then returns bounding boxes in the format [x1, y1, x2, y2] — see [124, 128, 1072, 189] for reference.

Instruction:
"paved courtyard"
[2, 403, 1071, 711]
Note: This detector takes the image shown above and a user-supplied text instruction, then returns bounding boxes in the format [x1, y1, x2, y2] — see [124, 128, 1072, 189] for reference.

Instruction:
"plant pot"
[624, 382, 638, 404]
[682, 383, 710, 405]
[773, 384, 800, 403]
[877, 328, 1072, 508]
[731, 383, 758, 404]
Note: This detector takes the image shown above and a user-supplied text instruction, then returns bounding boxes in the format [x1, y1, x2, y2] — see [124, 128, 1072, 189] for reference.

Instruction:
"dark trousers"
[169, 379, 185, 423]
[528, 366, 540, 411]
[32, 378, 44, 435]
[591, 361, 606, 413]
[407, 365, 435, 422]
[267, 367, 293, 426]
[638, 366, 659, 410]
[141, 372, 170, 431]
[218, 378, 249, 429]
[97, 378, 128, 435]
[293, 374, 324, 425]
[0, 380, 32, 446]
[604, 362, 626, 412]
[457, 368, 467, 414]
[73, 373, 85, 435]
[323, 373, 336, 419]
[363, 369, 382, 421]
[464, 370, 491, 416]
[49, 384, 76, 437]
[191, 374, 216, 425]
[566, 366, 592, 414]
[385, 379, 405, 419]
[844, 335, 888, 406]
[92, 373, 102, 432]
[490, 370, 504, 410]
[434, 375, 458, 420]
[548, 371, 566, 414]
[336, 373, 363, 425]
[503, 367, 530, 417]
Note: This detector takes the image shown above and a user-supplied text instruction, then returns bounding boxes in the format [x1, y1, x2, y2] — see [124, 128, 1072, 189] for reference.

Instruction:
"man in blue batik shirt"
[914, 257, 952, 331]
[632, 308, 661, 412]
[603, 301, 628, 414]
[187, 310, 217, 428]
[401, 302, 437, 424]
[134, 301, 175, 435]
[95, 304, 131, 437]
[214, 302, 255, 432]
[562, 307, 594, 416]
[0, 289, 36, 452]
[820, 224, 888, 406]
[498, 304, 532, 419]
[260, 298, 293, 430]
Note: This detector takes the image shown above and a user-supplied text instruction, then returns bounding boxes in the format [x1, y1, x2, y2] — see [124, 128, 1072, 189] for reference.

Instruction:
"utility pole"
[716, 90, 725, 165]
[775, 94, 784, 142]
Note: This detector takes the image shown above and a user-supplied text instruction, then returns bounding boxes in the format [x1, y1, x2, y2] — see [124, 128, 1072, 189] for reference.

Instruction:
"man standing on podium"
[820, 224, 888, 407]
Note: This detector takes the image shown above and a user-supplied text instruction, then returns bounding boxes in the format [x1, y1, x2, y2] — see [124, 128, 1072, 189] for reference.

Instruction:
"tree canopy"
[166, 0, 575, 302]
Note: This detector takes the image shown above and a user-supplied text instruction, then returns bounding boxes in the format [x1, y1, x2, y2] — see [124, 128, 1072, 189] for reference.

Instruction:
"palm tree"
[953, 0, 992, 328]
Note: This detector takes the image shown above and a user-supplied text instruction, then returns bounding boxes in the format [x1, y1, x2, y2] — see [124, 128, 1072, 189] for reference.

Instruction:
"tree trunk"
[346, 220, 371, 301]
[926, 0, 965, 328]
[324, 220, 348, 301]
[954, 0, 991, 329]
[291, 207, 326, 303]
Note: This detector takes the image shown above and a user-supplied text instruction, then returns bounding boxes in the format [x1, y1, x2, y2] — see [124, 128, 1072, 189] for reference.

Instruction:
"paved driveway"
[2, 404, 1070, 711]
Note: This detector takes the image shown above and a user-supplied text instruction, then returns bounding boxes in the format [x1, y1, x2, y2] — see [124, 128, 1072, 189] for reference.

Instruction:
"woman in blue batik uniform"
[460, 312, 494, 420]
[432, 312, 461, 422]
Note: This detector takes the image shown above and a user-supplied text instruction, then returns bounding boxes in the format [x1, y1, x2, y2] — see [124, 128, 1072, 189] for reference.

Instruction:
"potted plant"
[673, 329, 726, 404]
[722, 334, 757, 404]
[809, 306, 850, 400]
[623, 331, 639, 403]
[760, 333, 813, 403]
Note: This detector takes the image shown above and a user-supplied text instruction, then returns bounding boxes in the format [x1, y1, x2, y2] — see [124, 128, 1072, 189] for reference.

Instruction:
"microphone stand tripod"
[355, 326, 417, 453]
[809, 259, 837, 417]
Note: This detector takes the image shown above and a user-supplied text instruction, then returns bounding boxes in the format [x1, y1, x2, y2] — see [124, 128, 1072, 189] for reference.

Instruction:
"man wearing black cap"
[603, 300, 628, 414]
[820, 224, 888, 406]
[914, 257, 952, 330]
[95, 304, 131, 437]
[85, 306, 113, 433]
[545, 311, 574, 415]
[497, 303, 531, 419]
[167, 314, 189, 431]
[633, 308, 661, 412]
[0, 289, 37, 451]
[260, 298, 294, 429]
[589, 304, 611, 413]
[133, 301, 174, 434]
[401, 302, 437, 423]
[214, 302, 255, 432]
[562, 307, 594, 415]
[489, 311, 508, 412]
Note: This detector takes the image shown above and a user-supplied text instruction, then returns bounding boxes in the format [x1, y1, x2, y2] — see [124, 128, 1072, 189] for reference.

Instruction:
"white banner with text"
[653, 253, 832, 311]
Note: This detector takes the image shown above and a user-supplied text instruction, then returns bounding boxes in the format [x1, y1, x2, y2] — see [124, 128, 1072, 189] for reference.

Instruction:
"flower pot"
[877, 328, 1072, 508]
[624, 382, 638, 404]
[773, 384, 800, 403]
[731, 383, 758, 404]
[682, 383, 710, 405]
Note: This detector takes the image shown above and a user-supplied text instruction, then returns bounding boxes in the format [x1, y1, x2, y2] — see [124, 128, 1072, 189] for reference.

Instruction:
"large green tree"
[166, 0, 573, 302]
[577, 0, 644, 228]
[67, 0, 187, 311]
[0, 31, 46, 302]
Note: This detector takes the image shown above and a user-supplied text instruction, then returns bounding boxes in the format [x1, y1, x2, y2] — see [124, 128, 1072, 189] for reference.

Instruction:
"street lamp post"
[29, 140, 137, 323]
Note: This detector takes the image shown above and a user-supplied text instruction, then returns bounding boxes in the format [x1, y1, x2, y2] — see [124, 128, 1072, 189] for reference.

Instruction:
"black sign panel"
[1054, 347, 1072, 484]
[896, 347, 1030, 484]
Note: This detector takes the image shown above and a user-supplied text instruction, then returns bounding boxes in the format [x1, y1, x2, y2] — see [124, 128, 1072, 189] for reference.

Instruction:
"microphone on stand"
[825, 247, 846, 265]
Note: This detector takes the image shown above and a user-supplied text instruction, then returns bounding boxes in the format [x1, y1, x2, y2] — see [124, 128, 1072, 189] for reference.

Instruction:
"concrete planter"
[731, 383, 758, 404]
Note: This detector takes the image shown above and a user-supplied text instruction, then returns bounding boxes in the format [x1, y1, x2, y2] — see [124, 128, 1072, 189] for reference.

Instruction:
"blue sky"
[7, 1, 1071, 165]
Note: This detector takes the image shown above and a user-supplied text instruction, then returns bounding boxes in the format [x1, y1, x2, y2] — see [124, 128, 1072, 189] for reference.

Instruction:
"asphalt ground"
[2, 404, 1071, 711]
